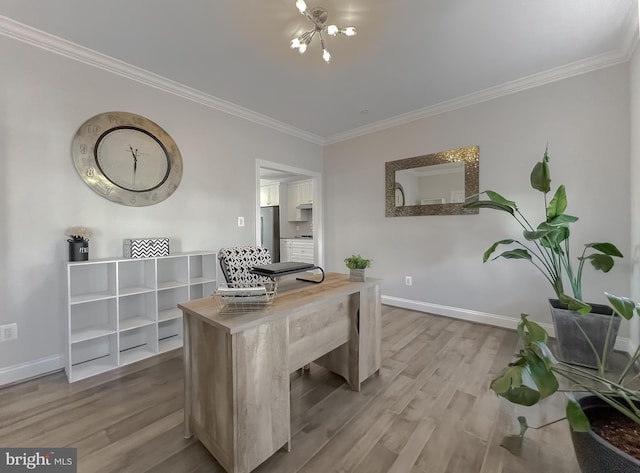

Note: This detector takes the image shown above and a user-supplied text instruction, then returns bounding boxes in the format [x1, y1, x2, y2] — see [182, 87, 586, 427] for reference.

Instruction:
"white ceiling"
[0, 0, 637, 143]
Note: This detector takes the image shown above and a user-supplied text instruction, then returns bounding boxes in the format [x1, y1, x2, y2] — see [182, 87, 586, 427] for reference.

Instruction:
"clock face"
[71, 112, 182, 207]
[96, 127, 170, 192]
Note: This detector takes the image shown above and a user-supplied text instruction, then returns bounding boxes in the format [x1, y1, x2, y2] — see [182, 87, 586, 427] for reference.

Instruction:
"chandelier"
[289, 0, 357, 63]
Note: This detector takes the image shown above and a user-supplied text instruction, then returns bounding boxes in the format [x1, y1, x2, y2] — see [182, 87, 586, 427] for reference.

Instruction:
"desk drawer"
[288, 298, 350, 371]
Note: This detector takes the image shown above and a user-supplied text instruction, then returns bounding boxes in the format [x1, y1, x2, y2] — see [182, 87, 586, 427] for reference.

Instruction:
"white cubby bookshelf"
[65, 251, 217, 382]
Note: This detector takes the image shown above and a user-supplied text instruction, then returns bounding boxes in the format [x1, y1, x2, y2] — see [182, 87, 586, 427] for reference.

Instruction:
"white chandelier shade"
[290, 0, 357, 63]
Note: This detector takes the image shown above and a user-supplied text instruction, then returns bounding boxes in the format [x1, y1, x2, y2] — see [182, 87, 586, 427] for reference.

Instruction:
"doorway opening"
[255, 160, 323, 267]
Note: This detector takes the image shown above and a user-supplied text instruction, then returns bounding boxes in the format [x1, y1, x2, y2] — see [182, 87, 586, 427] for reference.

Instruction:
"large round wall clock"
[71, 111, 183, 207]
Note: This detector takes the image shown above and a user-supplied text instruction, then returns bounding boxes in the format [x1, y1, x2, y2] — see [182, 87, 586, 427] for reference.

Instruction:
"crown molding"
[325, 11, 639, 145]
[325, 50, 631, 145]
[0, 16, 326, 146]
[1, 13, 637, 148]
[621, 1, 640, 60]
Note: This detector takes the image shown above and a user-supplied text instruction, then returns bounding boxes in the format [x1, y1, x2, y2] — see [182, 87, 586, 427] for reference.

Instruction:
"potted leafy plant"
[492, 292, 640, 472]
[463, 147, 623, 367]
[344, 254, 371, 282]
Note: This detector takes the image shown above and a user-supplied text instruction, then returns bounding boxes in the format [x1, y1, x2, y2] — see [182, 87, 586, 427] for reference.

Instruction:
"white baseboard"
[381, 295, 632, 355]
[0, 297, 635, 387]
[0, 354, 64, 387]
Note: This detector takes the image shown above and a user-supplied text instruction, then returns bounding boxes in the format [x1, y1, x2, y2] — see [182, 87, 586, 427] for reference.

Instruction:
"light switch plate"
[0, 323, 17, 342]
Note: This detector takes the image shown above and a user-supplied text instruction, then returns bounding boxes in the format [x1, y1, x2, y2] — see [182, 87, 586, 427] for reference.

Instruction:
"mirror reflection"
[394, 182, 405, 206]
[395, 162, 465, 206]
[385, 146, 479, 217]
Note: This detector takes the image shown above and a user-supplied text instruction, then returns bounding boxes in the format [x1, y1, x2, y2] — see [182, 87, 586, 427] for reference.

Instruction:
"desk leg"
[235, 319, 290, 472]
[330, 285, 382, 391]
[183, 312, 193, 439]
[347, 294, 361, 392]
[357, 285, 382, 383]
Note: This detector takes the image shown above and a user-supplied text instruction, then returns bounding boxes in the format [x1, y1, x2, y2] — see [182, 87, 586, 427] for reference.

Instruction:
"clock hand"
[129, 145, 139, 173]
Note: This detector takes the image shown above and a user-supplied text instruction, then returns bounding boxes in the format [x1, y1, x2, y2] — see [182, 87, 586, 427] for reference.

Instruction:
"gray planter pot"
[571, 395, 640, 473]
[549, 299, 620, 369]
[349, 268, 366, 282]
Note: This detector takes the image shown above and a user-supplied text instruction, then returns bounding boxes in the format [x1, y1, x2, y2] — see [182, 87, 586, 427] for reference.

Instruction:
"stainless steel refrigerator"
[260, 205, 280, 262]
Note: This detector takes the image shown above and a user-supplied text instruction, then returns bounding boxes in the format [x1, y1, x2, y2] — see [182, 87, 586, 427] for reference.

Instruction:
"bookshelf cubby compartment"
[119, 292, 157, 331]
[158, 286, 188, 322]
[118, 259, 156, 295]
[68, 261, 116, 303]
[65, 251, 216, 382]
[120, 325, 157, 366]
[157, 256, 188, 289]
[158, 318, 183, 353]
[70, 298, 117, 344]
[189, 253, 217, 284]
[188, 253, 217, 300]
[189, 281, 216, 300]
[69, 334, 118, 382]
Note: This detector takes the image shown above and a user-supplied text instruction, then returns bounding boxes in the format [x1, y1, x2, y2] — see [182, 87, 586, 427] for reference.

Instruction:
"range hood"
[296, 203, 313, 210]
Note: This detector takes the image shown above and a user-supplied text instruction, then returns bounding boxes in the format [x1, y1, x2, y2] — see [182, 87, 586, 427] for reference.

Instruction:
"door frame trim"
[255, 160, 324, 268]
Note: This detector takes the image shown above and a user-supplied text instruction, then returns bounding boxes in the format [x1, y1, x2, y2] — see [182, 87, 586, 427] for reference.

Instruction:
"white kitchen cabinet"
[280, 240, 292, 262]
[291, 240, 314, 264]
[65, 251, 217, 382]
[281, 239, 314, 264]
[287, 179, 312, 222]
[298, 179, 312, 205]
[260, 183, 280, 206]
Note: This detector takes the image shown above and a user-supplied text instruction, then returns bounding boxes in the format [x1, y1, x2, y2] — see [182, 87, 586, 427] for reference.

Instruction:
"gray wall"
[324, 64, 631, 331]
[0, 20, 636, 383]
[630, 41, 640, 347]
[0, 34, 323, 377]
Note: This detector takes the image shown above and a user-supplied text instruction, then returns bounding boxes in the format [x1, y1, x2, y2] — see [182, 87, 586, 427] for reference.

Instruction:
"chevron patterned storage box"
[123, 238, 170, 258]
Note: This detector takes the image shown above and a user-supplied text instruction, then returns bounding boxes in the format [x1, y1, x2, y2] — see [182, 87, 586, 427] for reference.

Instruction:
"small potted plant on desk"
[463, 146, 623, 368]
[344, 254, 371, 282]
[492, 292, 640, 472]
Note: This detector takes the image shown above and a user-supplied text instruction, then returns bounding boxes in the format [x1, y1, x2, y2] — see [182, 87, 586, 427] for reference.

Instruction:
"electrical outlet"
[405, 276, 412, 286]
[237, 216, 245, 227]
[0, 323, 17, 342]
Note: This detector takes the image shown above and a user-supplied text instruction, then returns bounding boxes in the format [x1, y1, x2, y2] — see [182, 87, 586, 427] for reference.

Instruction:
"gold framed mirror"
[385, 145, 479, 217]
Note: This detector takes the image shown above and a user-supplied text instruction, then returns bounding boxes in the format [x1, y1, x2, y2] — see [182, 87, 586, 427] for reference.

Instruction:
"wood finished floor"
[0, 307, 581, 473]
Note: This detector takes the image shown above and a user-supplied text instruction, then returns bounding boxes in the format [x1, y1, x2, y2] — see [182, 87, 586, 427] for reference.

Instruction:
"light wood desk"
[178, 272, 381, 473]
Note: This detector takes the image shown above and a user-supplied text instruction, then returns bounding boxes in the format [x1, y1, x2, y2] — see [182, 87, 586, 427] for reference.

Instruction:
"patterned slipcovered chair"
[218, 246, 273, 285]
